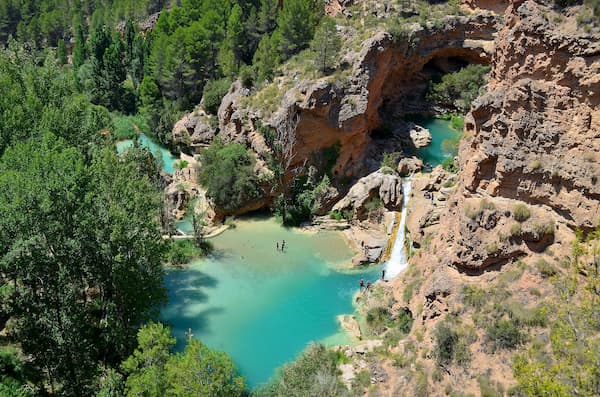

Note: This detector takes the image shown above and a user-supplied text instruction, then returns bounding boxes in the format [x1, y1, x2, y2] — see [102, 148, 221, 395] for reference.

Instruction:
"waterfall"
[384, 178, 412, 279]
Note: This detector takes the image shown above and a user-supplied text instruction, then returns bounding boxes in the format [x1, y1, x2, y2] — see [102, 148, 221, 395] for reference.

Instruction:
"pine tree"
[277, 0, 321, 58]
[311, 17, 341, 73]
[226, 4, 246, 70]
[72, 24, 86, 70]
[56, 38, 67, 65]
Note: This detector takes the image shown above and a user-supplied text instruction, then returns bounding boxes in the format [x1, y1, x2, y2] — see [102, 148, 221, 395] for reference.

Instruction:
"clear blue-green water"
[161, 217, 381, 388]
[116, 134, 178, 174]
[411, 117, 461, 167]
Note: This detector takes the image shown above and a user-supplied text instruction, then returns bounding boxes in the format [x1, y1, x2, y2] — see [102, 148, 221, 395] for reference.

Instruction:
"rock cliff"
[174, 14, 498, 177]
[365, 1, 600, 395]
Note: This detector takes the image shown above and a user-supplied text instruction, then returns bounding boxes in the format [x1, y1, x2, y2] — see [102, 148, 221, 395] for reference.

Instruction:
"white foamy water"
[384, 178, 412, 279]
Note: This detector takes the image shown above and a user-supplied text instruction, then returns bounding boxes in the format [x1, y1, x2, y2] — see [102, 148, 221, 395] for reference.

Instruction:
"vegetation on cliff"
[199, 140, 262, 212]
[427, 64, 491, 113]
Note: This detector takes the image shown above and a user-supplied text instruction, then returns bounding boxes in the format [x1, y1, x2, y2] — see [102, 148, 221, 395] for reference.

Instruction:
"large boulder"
[333, 169, 403, 220]
[397, 156, 424, 176]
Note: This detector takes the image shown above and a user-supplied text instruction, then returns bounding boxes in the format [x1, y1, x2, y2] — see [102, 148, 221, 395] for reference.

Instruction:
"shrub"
[479, 199, 495, 211]
[513, 204, 531, 222]
[529, 160, 542, 170]
[510, 223, 522, 237]
[381, 151, 399, 169]
[175, 160, 189, 170]
[427, 64, 491, 113]
[535, 259, 558, 278]
[486, 318, 525, 350]
[450, 114, 464, 131]
[256, 344, 344, 397]
[366, 306, 393, 334]
[202, 78, 232, 114]
[198, 140, 260, 212]
[329, 209, 352, 221]
[533, 221, 555, 236]
[433, 319, 474, 367]
[165, 239, 209, 266]
[239, 65, 255, 88]
[442, 156, 459, 173]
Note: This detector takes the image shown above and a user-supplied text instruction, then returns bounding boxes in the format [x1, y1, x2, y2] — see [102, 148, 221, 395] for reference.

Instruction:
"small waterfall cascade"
[383, 178, 412, 279]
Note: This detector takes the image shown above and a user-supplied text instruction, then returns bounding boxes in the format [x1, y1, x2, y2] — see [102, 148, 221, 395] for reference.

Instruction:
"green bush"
[442, 156, 458, 173]
[366, 306, 393, 334]
[428, 64, 491, 113]
[329, 209, 352, 221]
[486, 318, 525, 350]
[450, 114, 464, 131]
[433, 319, 474, 367]
[165, 240, 208, 266]
[510, 223, 522, 237]
[111, 113, 150, 140]
[479, 199, 496, 211]
[199, 140, 261, 212]
[255, 344, 345, 397]
[513, 204, 531, 222]
[202, 78, 232, 114]
[535, 259, 558, 278]
[533, 221, 555, 236]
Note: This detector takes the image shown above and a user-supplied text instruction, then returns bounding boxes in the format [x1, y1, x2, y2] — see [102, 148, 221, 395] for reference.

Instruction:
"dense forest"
[0, 0, 327, 395]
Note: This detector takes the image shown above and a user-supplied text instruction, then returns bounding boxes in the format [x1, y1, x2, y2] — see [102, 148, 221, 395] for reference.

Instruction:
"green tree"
[226, 4, 246, 71]
[311, 17, 341, 73]
[258, 0, 279, 34]
[56, 37, 67, 64]
[427, 64, 490, 113]
[0, 135, 166, 395]
[122, 322, 174, 396]
[198, 140, 261, 212]
[73, 24, 87, 70]
[122, 322, 246, 397]
[277, 0, 321, 58]
[253, 32, 281, 83]
[256, 344, 343, 397]
[165, 340, 245, 397]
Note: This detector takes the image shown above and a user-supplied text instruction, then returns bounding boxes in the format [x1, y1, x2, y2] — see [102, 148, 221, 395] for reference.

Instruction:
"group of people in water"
[275, 240, 286, 252]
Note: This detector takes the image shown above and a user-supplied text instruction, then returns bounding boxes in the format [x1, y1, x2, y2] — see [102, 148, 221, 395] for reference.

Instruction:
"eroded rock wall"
[462, 0, 600, 229]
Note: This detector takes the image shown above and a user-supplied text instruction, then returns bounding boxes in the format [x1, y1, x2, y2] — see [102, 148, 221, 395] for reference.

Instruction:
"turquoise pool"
[161, 217, 381, 388]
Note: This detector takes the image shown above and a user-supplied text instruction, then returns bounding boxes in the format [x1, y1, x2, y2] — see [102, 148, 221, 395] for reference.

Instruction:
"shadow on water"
[164, 267, 218, 306]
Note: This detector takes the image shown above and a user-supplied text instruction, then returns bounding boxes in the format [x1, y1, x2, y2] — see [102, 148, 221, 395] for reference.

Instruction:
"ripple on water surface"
[161, 217, 381, 388]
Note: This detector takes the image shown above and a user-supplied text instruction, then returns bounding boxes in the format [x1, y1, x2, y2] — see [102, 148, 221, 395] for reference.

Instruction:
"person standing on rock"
[360, 279, 365, 290]
[381, 269, 386, 281]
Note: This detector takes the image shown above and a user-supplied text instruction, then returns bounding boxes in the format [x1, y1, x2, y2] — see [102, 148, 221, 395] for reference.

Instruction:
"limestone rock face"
[397, 156, 424, 176]
[407, 124, 432, 148]
[172, 110, 217, 151]
[173, 13, 497, 179]
[461, 0, 600, 230]
[333, 169, 403, 220]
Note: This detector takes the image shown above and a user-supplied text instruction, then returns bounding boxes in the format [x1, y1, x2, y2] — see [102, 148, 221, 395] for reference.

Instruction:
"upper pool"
[161, 217, 381, 388]
[116, 134, 179, 174]
[410, 116, 462, 168]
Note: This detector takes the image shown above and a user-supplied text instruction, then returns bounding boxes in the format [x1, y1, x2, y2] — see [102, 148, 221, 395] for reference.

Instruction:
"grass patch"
[535, 259, 558, 278]
[513, 204, 531, 222]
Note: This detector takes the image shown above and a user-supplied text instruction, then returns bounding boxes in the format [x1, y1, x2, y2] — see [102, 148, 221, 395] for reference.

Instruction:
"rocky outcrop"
[172, 110, 217, 151]
[333, 169, 403, 220]
[461, 0, 600, 230]
[397, 156, 424, 176]
[174, 13, 497, 179]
